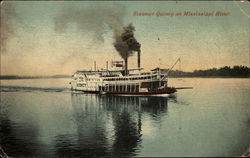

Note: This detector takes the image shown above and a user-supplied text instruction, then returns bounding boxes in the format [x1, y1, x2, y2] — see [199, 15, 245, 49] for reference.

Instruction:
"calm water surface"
[0, 78, 249, 157]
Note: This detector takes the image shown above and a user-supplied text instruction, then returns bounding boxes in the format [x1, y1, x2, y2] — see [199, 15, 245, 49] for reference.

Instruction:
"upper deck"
[72, 68, 166, 83]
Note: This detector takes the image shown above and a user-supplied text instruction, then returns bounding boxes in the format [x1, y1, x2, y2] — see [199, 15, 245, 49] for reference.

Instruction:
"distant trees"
[0, 65, 249, 79]
[167, 65, 250, 77]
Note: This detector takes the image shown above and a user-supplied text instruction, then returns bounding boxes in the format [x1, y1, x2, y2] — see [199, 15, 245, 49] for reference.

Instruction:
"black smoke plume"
[54, 5, 125, 44]
[114, 24, 141, 60]
[54, 6, 141, 68]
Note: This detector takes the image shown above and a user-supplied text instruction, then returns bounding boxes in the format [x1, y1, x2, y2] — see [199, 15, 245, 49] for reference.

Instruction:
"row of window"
[77, 75, 158, 82]
[86, 78, 100, 81]
[77, 83, 86, 87]
[78, 78, 100, 81]
[103, 75, 157, 81]
[100, 85, 140, 92]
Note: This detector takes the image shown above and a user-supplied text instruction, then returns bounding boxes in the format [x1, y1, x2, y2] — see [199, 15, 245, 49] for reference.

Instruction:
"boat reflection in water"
[54, 94, 168, 157]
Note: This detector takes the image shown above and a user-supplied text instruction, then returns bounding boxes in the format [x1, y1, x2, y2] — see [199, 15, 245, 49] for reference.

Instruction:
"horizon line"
[1, 65, 249, 77]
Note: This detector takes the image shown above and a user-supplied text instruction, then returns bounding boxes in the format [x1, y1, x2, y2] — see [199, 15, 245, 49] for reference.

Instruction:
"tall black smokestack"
[138, 50, 141, 69]
[124, 58, 128, 75]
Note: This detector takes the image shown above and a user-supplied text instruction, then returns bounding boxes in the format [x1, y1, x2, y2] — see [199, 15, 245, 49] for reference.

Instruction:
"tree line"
[0, 65, 249, 79]
[167, 65, 250, 78]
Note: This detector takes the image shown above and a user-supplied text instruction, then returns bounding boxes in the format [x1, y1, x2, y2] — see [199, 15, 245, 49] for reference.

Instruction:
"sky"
[0, 1, 249, 76]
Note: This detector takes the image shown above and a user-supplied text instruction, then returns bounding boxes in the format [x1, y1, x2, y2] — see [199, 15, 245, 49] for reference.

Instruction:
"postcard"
[0, 1, 249, 157]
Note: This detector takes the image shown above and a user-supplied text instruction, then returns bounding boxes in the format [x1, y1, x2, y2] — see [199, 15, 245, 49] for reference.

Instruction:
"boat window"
[136, 85, 139, 92]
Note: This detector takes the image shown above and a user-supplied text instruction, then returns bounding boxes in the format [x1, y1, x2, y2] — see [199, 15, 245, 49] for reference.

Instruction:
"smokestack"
[124, 58, 128, 75]
[106, 61, 108, 71]
[94, 61, 96, 71]
[137, 50, 141, 69]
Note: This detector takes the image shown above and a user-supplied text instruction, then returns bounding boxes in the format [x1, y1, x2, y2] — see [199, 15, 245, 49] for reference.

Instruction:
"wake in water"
[0, 85, 70, 93]
[0, 86, 185, 104]
[1, 86, 188, 106]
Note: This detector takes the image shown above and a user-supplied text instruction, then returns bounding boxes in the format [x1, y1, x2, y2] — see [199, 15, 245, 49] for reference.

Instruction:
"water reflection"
[0, 116, 48, 157]
[62, 94, 168, 157]
[0, 93, 168, 157]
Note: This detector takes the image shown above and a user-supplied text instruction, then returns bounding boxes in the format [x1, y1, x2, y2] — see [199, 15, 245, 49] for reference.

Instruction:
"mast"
[94, 61, 96, 71]
[160, 57, 181, 81]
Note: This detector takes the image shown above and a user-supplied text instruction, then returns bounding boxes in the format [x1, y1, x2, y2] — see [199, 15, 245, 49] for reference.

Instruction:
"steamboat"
[70, 55, 180, 96]
[70, 24, 187, 96]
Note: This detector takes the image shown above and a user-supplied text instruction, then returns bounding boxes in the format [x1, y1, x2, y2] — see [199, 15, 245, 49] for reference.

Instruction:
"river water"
[0, 78, 249, 157]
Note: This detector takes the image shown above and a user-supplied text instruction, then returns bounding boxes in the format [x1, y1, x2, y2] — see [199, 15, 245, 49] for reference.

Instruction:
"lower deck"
[72, 80, 168, 92]
[72, 87, 176, 95]
[72, 80, 177, 95]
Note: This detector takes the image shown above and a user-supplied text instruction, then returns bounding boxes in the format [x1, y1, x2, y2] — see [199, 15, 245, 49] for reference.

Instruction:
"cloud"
[0, 2, 22, 54]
